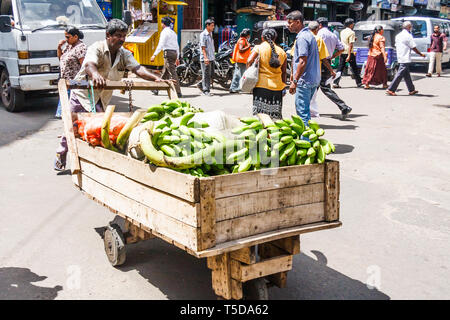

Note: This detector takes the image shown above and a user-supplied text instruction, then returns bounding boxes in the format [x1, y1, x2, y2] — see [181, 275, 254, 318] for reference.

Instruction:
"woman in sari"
[362, 25, 388, 89]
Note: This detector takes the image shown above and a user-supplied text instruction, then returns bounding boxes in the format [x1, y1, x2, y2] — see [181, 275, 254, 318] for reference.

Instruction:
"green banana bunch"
[141, 99, 203, 124]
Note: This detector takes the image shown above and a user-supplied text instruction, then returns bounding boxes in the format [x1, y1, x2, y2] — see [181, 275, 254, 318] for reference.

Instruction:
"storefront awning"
[125, 23, 158, 44]
[162, 0, 188, 5]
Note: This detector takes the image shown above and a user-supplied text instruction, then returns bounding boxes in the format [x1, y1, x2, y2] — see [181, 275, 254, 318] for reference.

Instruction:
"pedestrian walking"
[362, 25, 388, 89]
[150, 16, 182, 97]
[197, 19, 216, 96]
[286, 11, 321, 127]
[333, 18, 362, 88]
[386, 21, 425, 96]
[54, 19, 171, 171]
[246, 28, 287, 119]
[316, 17, 353, 120]
[426, 25, 447, 77]
[229, 28, 251, 93]
[307, 21, 331, 118]
[55, 27, 87, 119]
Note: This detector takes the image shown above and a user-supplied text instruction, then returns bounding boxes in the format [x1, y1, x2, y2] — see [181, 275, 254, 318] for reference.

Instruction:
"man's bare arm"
[133, 65, 173, 83]
[331, 49, 344, 60]
[322, 59, 335, 77]
[85, 61, 106, 88]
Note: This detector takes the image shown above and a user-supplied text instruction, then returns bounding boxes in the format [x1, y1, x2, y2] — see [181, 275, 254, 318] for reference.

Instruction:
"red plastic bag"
[74, 115, 128, 147]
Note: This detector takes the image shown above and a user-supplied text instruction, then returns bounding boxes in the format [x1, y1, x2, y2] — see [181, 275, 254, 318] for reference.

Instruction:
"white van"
[392, 16, 450, 66]
[0, 0, 108, 112]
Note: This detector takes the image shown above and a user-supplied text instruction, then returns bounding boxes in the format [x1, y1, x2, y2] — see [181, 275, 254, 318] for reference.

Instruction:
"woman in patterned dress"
[55, 27, 87, 118]
[246, 29, 287, 119]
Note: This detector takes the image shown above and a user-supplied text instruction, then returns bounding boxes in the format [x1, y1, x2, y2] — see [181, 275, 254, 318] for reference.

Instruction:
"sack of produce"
[75, 115, 129, 147]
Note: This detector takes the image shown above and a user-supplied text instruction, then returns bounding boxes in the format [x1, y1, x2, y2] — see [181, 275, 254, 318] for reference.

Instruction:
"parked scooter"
[176, 32, 237, 89]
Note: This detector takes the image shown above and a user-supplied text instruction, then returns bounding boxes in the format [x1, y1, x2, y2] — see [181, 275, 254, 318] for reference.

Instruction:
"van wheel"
[1, 0, 12, 15]
[1, 70, 25, 112]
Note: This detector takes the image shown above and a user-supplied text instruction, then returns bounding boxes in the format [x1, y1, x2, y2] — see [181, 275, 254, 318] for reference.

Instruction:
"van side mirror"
[123, 10, 132, 27]
[0, 15, 12, 33]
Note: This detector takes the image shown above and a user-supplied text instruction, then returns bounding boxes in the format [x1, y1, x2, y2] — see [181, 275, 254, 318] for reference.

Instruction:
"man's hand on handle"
[92, 72, 106, 89]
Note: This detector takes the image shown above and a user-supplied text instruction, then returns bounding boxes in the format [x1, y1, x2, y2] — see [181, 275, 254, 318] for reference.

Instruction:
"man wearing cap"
[151, 16, 182, 97]
[333, 18, 362, 88]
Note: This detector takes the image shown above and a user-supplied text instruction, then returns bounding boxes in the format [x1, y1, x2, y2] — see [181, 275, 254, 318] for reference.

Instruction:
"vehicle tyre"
[103, 223, 126, 267]
[1, 0, 12, 15]
[1, 69, 25, 112]
[176, 64, 198, 87]
[218, 72, 233, 89]
[243, 278, 268, 300]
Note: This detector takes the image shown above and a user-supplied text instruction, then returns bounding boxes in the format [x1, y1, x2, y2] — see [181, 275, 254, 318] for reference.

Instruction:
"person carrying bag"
[239, 53, 259, 93]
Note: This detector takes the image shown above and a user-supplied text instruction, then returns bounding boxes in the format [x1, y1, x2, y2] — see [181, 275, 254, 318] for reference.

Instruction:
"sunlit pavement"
[0, 68, 449, 299]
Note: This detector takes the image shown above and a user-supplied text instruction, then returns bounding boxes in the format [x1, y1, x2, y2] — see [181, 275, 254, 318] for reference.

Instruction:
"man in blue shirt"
[287, 10, 321, 127]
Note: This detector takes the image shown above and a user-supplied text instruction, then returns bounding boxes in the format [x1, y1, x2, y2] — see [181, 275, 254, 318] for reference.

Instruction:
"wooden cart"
[59, 79, 342, 300]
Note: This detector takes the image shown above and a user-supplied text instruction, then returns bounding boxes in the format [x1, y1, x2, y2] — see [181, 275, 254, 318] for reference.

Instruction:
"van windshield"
[411, 20, 427, 38]
[17, 0, 106, 30]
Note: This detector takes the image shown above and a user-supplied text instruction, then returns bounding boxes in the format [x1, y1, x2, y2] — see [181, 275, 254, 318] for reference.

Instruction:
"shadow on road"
[333, 144, 355, 154]
[319, 113, 368, 120]
[0, 267, 63, 300]
[0, 93, 58, 148]
[320, 124, 359, 130]
[93, 229, 390, 300]
[433, 104, 450, 108]
[271, 251, 390, 300]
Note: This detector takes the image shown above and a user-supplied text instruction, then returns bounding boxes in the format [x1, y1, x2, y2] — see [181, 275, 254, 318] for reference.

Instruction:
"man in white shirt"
[386, 21, 425, 96]
[151, 17, 182, 97]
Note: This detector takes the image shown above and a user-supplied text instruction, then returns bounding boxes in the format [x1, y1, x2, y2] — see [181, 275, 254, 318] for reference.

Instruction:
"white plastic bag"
[239, 55, 259, 93]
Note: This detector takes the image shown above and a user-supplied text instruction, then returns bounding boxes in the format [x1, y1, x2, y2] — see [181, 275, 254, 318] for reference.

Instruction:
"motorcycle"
[212, 31, 237, 89]
[176, 39, 202, 87]
[176, 32, 238, 89]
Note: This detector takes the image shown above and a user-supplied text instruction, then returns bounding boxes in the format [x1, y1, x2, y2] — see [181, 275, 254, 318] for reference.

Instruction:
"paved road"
[0, 69, 449, 300]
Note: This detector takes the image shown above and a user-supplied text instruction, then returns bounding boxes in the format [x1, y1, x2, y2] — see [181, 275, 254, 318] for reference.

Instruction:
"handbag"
[239, 54, 260, 93]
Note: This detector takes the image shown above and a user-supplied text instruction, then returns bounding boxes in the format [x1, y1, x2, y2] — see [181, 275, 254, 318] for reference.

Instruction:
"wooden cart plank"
[270, 236, 301, 255]
[214, 164, 325, 199]
[197, 178, 216, 250]
[58, 79, 81, 186]
[215, 183, 325, 222]
[266, 272, 288, 288]
[77, 139, 199, 202]
[194, 221, 341, 258]
[231, 279, 243, 300]
[209, 253, 233, 299]
[259, 242, 290, 258]
[215, 202, 325, 243]
[231, 255, 293, 282]
[325, 161, 340, 222]
[80, 174, 200, 251]
[230, 246, 256, 265]
[80, 159, 199, 227]
[66, 79, 171, 90]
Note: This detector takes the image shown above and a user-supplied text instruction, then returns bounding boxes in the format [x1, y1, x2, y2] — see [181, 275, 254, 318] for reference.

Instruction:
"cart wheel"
[243, 278, 269, 300]
[103, 224, 126, 267]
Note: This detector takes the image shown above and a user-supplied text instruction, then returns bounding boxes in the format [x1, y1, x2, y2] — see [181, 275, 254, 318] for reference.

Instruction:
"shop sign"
[426, 0, 441, 10]
[413, 0, 428, 5]
[401, 0, 414, 6]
